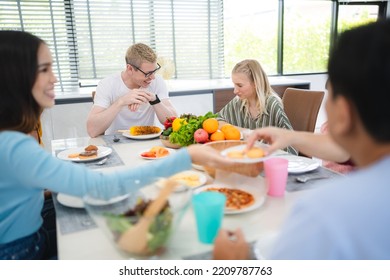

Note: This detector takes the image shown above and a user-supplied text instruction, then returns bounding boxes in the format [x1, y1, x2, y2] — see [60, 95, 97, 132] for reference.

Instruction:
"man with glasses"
[87, 43, 177, 137]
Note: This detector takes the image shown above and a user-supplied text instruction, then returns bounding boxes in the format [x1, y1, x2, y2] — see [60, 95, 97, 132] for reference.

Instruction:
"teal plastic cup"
[192, 192, 226, 244]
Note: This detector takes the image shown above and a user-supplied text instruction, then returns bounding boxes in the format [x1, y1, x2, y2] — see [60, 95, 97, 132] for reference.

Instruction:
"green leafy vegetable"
[104, 201, 173, 254]
[169, 111, 217, 146]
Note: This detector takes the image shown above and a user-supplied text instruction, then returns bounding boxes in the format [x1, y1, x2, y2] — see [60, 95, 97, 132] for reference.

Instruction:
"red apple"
[194, 128, 209, 143]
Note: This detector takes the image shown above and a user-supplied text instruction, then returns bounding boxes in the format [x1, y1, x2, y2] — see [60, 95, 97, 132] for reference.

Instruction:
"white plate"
[277, 155, 320, 174]
[122, 130, 161, 140]
[220, 144, 272, 163]
[194, 184, 266, 215]
[57, 146, 112, 162]
[139, 148, 175, 160]
[157, 170, 207, 188]
[57, 193, 84, 208]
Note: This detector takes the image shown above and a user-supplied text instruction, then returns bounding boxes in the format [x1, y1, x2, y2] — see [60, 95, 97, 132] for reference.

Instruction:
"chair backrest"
[282, 88, 325, 133]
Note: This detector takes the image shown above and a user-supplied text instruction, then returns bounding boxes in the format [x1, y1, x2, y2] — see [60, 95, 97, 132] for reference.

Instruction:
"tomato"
[141, 151, 156, 158]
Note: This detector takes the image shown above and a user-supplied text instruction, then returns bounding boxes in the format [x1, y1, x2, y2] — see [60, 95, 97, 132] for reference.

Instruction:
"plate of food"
[277, 155, 320, 174]
[157, 170, 207, 188]
[139, 146, 175, 160]
[194, 184, 266, 215]
[57, 145, 112, 162]
[122, 126, 161, 140]
[220, 144, 272, 163]
[57, 193, 84, 208]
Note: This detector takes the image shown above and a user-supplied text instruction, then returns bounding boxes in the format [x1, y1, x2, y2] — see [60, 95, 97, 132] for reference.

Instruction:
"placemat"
[54, 146, 124, 169]
[52, 194, 97, 235]
[286, 167, 343, 192]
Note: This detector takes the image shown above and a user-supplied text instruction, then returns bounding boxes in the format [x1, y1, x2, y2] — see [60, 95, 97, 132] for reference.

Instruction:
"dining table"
[51, 133, 341, 260]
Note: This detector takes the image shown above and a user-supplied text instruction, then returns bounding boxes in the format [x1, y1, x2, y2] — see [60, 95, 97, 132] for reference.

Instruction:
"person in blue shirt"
[213, 19, 390, 259]
[0, 30, 232, 260]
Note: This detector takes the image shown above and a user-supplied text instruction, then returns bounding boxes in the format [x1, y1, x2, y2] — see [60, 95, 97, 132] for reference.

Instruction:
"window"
[0, 0, 387, 94]
[223, 0, 278, 76]
[0, 0, 224, 93]
[283, 1, 332, 74]
[338, 3, 380, 33]
[224, 0, 386, 76]
[0, 0, 79, 93]
[72, 0, 224, 84]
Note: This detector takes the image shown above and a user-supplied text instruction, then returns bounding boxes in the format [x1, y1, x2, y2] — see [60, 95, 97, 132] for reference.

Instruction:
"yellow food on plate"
[171, 173, 201, 187]
[150, 146, 169, 157]
[246, 147, 265, 158]
[68, 153, 80, 158]
[130, 126, 161, 136]
[227, 151, 244, 159]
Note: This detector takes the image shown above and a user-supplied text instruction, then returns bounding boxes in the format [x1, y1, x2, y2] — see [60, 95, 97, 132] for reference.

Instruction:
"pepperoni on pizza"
[205, 187, 255, 210]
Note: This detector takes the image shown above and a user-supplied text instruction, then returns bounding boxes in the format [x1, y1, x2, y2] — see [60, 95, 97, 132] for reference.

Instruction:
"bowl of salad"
[160, 112, 217, 148]
[83, 180, 192, 259]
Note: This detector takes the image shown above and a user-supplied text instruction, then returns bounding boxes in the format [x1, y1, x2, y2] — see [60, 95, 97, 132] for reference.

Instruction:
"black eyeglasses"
[129, 63, 161, 78]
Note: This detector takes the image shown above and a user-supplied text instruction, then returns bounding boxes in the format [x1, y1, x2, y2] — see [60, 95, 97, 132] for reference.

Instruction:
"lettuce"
[169, 112, 217, 146]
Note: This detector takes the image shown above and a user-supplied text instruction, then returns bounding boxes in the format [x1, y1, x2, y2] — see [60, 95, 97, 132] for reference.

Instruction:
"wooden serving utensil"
[117, 179, 178, 254]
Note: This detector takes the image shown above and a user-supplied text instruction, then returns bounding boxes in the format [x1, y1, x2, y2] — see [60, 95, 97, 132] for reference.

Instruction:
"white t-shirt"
[94, 73, 169, 135]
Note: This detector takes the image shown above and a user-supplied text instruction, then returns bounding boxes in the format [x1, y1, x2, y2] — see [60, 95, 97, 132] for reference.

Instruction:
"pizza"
[205, 187, 255, 210]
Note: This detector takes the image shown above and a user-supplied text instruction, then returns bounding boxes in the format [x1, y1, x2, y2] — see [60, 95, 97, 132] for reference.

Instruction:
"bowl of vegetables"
[160, 112, 217, 148]
[83, 180, 192, 259]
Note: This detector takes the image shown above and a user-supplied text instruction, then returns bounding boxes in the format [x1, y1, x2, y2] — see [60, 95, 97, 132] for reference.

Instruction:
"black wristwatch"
[149, 95, 161, 105]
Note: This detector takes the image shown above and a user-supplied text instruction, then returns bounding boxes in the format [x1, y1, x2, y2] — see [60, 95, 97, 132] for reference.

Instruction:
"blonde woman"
[217, 59, 297, 155]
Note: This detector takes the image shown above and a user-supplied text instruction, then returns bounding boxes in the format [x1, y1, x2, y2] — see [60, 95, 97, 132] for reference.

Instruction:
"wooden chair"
[282, 88, 324, 133]
[282, 88, 324, 157]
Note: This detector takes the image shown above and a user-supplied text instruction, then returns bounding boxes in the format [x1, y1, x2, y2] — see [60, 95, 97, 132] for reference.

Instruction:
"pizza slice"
[205, 187, 255, 210]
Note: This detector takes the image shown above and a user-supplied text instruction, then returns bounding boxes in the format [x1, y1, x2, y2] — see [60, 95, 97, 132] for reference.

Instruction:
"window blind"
[0, 0, 79, 93]
[0, 0, 225, 93]
[73, 0, 225, 81]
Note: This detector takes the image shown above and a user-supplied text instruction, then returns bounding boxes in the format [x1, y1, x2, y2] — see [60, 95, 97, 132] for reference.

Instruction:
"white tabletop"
[51, 136, 320, 260]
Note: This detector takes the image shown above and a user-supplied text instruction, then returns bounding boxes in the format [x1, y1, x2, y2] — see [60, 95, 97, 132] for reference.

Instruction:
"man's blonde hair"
[125, 43, 157, 66]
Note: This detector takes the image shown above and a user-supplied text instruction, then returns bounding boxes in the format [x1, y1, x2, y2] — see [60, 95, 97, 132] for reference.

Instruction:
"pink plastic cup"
[264, 158, 289, 197]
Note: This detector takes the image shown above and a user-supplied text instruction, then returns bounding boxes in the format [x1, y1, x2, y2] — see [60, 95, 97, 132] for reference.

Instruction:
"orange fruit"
[202, 118, 219, 134]
[210, 130, 225, 141]
[224, 126, 241, 140]
[221, 124, 233, 135]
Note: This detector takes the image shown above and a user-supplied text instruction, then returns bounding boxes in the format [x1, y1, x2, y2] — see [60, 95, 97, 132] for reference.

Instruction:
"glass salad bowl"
[83, 179, 192, 259]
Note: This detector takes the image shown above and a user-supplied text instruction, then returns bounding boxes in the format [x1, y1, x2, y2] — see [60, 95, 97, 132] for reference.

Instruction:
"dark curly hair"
[0, 30, 44, 133]
[328, 19, 390, 142]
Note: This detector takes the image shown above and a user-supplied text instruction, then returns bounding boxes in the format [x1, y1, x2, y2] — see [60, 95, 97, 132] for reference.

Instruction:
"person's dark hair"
[328, 19, 390, 142]
[0, 30, 44, 133]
